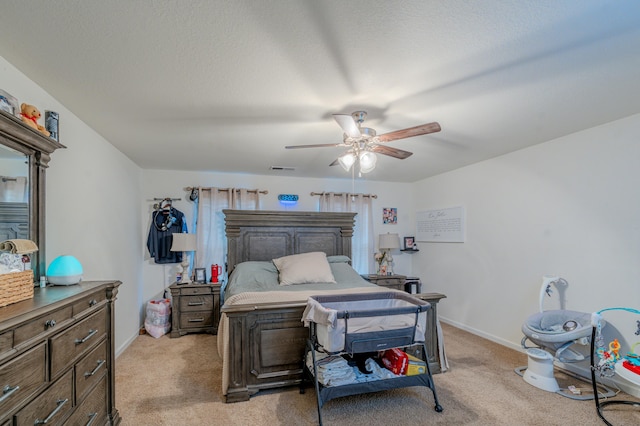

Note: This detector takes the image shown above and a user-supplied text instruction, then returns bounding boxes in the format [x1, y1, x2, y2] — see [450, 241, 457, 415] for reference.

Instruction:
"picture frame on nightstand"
[194, 268, 206, 283]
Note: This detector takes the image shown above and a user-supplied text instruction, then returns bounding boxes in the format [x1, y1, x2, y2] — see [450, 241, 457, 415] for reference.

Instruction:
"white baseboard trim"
[116, 331, 139, 358]
[439, 316, 524, 352]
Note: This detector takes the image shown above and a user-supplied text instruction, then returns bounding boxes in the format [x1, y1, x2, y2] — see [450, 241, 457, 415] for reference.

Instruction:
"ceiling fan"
[285, 111, 441, 174]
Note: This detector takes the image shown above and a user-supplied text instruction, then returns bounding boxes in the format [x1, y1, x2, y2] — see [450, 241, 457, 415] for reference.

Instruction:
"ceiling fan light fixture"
[338, 152, 356, 171]
[359, 150, 377, 173]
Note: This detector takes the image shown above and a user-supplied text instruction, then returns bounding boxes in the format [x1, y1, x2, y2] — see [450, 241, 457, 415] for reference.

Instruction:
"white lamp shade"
[379, 233, 400, 249]
[359, 151, 377, 173]
[338, 152, 356, 171]
[170, 233, 197, 252]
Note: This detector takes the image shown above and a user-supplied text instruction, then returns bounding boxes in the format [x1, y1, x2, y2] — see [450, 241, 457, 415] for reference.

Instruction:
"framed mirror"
[0, 110, 64, 282]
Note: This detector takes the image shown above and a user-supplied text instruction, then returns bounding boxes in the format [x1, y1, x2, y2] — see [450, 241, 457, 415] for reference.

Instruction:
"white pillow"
[272, 252, 336, 286]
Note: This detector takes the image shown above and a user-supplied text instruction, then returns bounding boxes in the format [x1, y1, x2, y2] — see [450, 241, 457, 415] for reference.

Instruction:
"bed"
[217, 209, 446, 403]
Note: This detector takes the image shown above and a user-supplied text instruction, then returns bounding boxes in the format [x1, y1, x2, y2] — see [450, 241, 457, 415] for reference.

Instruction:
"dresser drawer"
[14, 306, 73, 347]
[0, 331, 12, 355]
[72, 291, 106, 317]
[179, 311, 213, 329]
[50, 309, 106, 378]
[74, 340, 107, 402]
[66, 375, 107, 426]
[0, 343, 46, 417]
[180, 295, 213, 312]
[15, 370, 72, 426]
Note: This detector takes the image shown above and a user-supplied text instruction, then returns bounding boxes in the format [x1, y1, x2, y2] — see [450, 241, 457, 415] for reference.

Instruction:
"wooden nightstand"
[361, 274, 407, 291]
[169, 282, 220, 337]
[411, 292, 447, 374]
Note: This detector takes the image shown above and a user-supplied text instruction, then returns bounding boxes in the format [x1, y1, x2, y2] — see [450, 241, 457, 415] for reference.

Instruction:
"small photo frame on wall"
[404, 236, 415, 250]
[194, 268, 206, 284]
[383, 207, 397, 224]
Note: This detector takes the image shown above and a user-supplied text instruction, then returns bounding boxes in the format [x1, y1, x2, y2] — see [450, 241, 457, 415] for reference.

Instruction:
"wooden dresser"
[0, 281, 121, 425]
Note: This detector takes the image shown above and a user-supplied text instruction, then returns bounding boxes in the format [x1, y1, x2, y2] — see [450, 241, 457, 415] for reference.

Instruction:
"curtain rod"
[186, 187, 268, 194]
[310, 191, 377, 199]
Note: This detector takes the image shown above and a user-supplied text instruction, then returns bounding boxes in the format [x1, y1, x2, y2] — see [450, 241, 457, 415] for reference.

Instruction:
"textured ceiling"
[1, 1, 639, 182]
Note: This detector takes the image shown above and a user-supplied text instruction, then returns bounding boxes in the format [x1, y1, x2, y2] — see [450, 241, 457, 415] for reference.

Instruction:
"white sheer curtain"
[194, 188, 262, 281]
[318, 193, 374, 274]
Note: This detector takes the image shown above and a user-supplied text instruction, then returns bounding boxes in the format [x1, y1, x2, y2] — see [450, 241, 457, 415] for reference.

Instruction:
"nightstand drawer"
[373, 278, 402, 286]
[376, 281, 404, 290]
[180, 295, 214, 312]
[181, 286, 213, 296]
[362, 274, 406, 291]
[180, 311, 213, 329]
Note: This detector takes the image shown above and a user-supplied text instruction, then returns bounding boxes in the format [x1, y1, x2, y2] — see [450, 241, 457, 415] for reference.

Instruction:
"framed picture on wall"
[383, 207, 397, 224]
[194, 268, 206, 284]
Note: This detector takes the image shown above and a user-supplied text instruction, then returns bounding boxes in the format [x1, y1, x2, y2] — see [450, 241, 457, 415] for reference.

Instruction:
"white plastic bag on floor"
[144, 299, 171, 338]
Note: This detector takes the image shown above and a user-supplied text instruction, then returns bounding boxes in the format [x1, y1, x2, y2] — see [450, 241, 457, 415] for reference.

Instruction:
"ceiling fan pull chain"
[352, 167, 356, 196]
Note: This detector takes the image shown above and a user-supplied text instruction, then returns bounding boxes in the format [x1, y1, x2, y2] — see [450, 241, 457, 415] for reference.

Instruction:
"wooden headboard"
[223, 210, 356, 272]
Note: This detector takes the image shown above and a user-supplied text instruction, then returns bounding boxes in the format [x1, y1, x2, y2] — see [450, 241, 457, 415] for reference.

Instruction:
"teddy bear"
[20, 103, 50, 137]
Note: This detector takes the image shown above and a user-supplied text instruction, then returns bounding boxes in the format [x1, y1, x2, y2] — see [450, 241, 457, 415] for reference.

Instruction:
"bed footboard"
[224, 301, 309, 402]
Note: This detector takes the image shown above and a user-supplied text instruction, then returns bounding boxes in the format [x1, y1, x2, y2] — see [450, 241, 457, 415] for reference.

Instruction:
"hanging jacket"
[146, 207, 188, 264]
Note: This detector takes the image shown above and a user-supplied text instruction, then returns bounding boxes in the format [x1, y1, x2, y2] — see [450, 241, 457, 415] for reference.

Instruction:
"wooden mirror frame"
[0, 110, 65, 281]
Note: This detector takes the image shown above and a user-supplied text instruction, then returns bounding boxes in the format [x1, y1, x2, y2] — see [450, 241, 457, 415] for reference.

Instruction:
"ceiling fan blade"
[285, 143, 343, 149]
[333, 114, 361, 139]
[370, 144, 413, 159]
[377, 122, 441, 143]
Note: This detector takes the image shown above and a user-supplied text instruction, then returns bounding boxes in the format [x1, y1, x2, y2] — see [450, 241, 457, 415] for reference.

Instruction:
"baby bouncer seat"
[515, 276, 614, 399]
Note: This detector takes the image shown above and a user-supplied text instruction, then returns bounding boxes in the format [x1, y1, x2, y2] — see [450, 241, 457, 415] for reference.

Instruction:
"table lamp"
[170, 233, 196, 283]
[378, 233, 400, 275]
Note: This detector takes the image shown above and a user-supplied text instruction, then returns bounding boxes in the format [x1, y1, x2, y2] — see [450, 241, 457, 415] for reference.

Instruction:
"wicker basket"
[0, 270, 34, 308]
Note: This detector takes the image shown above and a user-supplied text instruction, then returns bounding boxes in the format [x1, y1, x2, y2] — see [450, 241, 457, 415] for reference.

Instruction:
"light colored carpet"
[115, 323, 640, 425]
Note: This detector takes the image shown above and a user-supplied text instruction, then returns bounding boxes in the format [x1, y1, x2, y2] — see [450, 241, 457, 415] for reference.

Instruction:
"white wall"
[140, 170, 416, 316]
[0, 55, 143, 355]
[412, 114, 640, 394]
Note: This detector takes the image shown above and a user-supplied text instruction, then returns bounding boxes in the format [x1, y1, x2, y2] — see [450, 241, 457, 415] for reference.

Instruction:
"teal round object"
[47, 255, 83, 285]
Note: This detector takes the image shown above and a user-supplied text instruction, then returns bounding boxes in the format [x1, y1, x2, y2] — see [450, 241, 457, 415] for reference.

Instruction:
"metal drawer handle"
[75, 329, 98, 344]
[188, 318, 204, 323]
[0, 384, 19, 403]
[84, 359, 106, 378]
[89, 299, 98, 307]
[86, 412, 98, 426]
[45, 319, 56, 329]
[34, 398, 68, 424]
[187, 301, 205, 306]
